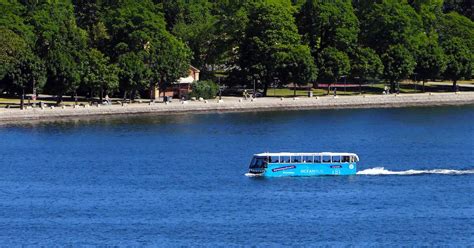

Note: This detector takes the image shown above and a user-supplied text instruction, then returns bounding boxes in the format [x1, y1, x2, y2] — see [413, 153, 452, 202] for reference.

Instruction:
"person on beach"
[243, 90, 249, 100]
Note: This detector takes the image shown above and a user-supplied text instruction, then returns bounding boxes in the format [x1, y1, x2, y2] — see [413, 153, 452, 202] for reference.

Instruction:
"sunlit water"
[0, 105, 473, 246]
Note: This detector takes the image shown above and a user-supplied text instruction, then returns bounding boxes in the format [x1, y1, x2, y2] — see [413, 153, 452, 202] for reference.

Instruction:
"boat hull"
[250, 162, 357, 177]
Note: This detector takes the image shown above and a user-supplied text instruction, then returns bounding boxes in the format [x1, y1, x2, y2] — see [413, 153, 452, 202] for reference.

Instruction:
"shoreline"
[1, 92, 473, 123]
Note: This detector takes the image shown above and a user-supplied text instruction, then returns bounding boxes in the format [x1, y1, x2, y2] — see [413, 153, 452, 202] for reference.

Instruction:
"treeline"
[0, 0, 473, 103]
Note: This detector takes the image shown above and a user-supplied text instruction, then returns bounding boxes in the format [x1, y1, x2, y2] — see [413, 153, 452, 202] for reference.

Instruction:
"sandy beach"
[1, 92, 473, 123]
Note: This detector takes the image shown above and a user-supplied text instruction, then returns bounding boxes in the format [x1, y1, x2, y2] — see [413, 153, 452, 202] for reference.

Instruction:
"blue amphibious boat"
[247, 152, 359, 177]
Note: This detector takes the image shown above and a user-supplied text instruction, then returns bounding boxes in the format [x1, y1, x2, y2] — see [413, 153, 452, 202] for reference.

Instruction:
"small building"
[151, 66, 200, 100]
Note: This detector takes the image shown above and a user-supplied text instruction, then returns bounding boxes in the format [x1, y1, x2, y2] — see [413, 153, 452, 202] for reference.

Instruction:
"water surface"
[0, 106, 473, 246]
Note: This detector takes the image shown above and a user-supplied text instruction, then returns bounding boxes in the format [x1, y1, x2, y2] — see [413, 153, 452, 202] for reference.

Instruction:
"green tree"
[190, 80, 219, 99]
[437, 12, 473, 90]
[163, 0, 217, 77]
[0, 1, 34, 44]
[209, 1, 250, 73]
[438, 12, 474, 53]
[350, 47, 383, 92]
[117, 52, 149, 100]
[381, 44, 416, 93]
[104, 0, 167, 55]
[82, 48, 118, 101]
[30, 1, 88, 104]
[72, 0, 110, 50]
[0, 28, 28, 80]
[72, 0, 102, 30]
[443, 0, 473, 21]
[4, 51, 46, 109]
[147, 32, 192, 100]
[239, 0, 315, 96]
[0, 29, 46, 109]
[273, 45, 317, 96]
[413, 39, 446, 92]
[0, 1, 35, 78]
[0, 2, 45, 108]
[105, 0, 190, 101]
[409, 0, 444, 35]
[441, 37, 472, 91]
[317, 47, 350, 94]
[298, 0, 359, 55]
[360, 1, 425, 54]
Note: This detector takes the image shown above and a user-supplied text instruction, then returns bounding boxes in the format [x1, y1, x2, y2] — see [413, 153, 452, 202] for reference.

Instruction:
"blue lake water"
[0, 106, 473, 246]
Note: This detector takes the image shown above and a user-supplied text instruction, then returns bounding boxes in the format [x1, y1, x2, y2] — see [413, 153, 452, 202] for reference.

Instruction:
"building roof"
[176, 76, 195, 84]
[189, 65, 200, 72]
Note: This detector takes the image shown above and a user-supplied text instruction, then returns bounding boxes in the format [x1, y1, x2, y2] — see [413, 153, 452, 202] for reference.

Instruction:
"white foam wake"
[245, 173, 262, 177]
[357, 167, 474, 175]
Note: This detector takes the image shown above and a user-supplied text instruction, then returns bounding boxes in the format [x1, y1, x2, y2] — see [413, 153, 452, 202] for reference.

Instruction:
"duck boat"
[247, 152, 359, 177]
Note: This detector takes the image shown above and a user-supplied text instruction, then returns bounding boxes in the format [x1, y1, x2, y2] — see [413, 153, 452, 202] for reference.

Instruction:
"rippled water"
[0, 105, 473, 246]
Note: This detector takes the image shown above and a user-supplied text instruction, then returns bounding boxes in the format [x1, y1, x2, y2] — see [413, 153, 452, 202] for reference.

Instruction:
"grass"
[0, 97, 84, 108]
[266, 81, 473, 97]
[266, 86, 376, 97]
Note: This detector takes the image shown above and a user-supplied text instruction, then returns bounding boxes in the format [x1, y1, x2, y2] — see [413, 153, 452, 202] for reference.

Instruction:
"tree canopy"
[238, 0, 315, 96]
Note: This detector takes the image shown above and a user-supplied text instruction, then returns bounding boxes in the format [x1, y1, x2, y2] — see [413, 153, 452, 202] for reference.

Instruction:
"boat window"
[332, 156, 341, 163]
[280, 156, 291, 163]
[322, 155, 331, 163]
[291, 156, 301, 163]
[303, 156, 313, 163]
[342, 156, 350, 163]
[249, 157, 266, 168]
[314, 155, 321, 163]
[269, 156, 279, 163]
[352, 156, 359, 162]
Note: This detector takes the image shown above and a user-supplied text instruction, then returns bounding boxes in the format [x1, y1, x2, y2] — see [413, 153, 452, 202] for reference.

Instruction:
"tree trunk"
[149, 81, 154, 101]
[160, 77, 166, 102]
[131, 89, 136, 101]
[327, 83, 330, 95]
[390, 81, 395, 94]
[422, 80, 426, 93]
[263, 82, 268, 97]
[293, 84, 296, 97]
[99, 87, 103, 102]
[453, 80, 457, 92]
[32, 78, 36, 102]
[123, 91, 127, 101]
[162, 84, 166, 102]
[57, 94, 63, 105]
[20, 87, 25, 110]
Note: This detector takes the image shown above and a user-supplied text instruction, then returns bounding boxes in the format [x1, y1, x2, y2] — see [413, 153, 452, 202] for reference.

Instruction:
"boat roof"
[254, 152, 359, 160]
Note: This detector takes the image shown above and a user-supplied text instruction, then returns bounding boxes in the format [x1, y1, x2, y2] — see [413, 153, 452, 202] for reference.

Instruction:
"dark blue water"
[0, 106, 473, 246]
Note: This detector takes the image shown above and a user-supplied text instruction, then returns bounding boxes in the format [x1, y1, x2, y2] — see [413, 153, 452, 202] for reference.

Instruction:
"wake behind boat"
[247, 152, 359, 177]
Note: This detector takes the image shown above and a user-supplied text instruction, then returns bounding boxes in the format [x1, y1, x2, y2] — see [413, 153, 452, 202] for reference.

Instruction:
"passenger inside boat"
[314, 156, 321, 163]
[249, 157, 267, 169]
[323, 156, 331, 163]
[303, 156, 313, 163]
[342, 156, 350, 162]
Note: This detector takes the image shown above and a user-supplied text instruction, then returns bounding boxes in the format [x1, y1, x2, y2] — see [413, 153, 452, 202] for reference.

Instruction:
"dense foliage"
[0, 0, 473, 102]
[190, 80, 219, 99]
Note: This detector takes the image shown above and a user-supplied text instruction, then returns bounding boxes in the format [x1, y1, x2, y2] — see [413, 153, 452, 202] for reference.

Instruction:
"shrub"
[190, 80, 219, 99]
